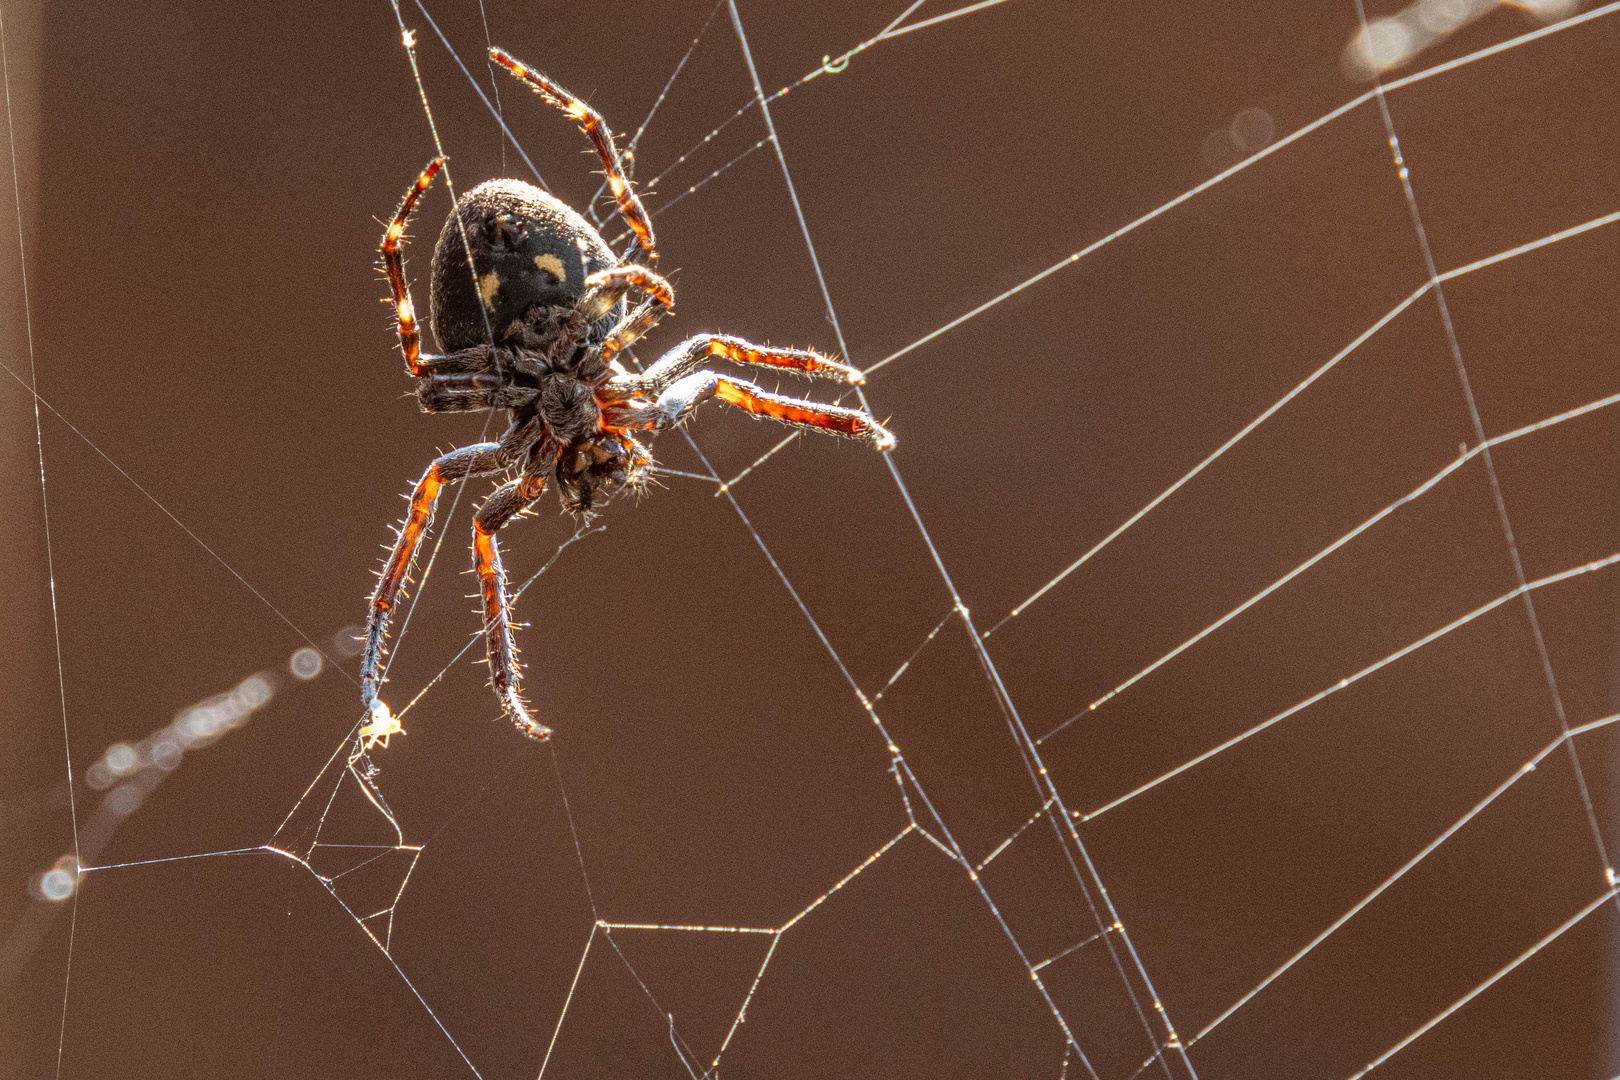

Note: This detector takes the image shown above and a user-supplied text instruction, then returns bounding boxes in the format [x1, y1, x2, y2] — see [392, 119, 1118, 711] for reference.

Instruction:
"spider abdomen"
[429, 179, 624, 352]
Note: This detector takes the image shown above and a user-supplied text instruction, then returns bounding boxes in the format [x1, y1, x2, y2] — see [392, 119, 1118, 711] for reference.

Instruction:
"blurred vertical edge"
[0, 0, 49, 1073]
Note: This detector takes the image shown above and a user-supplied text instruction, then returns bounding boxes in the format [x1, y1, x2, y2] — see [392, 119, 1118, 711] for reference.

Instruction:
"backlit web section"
[10, 1, 1620, 1078]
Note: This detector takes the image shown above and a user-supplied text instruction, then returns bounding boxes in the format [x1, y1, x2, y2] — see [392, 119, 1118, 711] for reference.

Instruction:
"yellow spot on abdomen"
[479, 271, 501, 309]
[533, 254, 566, 283]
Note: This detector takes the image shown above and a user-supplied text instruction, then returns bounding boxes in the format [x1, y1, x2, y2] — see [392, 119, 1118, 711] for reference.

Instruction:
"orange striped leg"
[582, 264, 676, 362]
[489, 48, 657, 264]
[472, 477, 550, 739]
[598, 299, 666, 366]
[380, 156, 446, 376]
[642, 334, 864, 392]
[583, 265, 674, 311]
[651, 372, 895, 450]
[361, 443, 506, 711]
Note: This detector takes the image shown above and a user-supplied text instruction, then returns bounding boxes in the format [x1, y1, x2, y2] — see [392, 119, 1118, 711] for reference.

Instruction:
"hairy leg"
[651, 371, 895, 450]
[361, 443, 508, 711]
[580, 264, 675, 364]
[490, 48, 657, 265]
[639, 334, 863, 395]
[380, 156, 446, 376]
[472, 475, 550, 739]
[414, 372, 540, 413]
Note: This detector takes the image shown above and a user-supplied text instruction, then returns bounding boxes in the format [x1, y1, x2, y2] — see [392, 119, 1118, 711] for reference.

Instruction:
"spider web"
[3, 1, 1619, 1078]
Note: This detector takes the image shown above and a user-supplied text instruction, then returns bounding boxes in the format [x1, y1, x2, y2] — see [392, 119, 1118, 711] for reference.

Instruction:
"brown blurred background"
[3, 1, 1618, 1077]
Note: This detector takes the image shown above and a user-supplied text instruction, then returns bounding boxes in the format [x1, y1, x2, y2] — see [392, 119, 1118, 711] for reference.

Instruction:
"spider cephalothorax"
[356, 48, 895, 748]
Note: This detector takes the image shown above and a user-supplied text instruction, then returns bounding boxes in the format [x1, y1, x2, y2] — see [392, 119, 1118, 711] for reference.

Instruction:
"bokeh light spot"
[289, 647, 323, 680]
[1229, 107, 1275, 153]
[39, 869, 75, 902]
[105, 742, 137, 776]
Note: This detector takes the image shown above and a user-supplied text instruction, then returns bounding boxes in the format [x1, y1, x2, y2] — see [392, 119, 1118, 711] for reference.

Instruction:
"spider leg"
[489, 48, 657, 265]
[411, 347, 542, 412]
[648, 371, 895, 450]
[414, 345, 498, 377]
[416, 373, 539, 413]
[472, 476, 550, 739]
[381, 156, 447, 376]
[580, 264, 674, 318]
[362, 443, 509, 713]
[640, 335, 864, 394]
[580, 264, 676, 363]
[599, 298, 665, 366]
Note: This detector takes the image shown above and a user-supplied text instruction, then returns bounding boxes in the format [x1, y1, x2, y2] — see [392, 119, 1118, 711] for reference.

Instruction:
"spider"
[357, 48, 895, 747]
